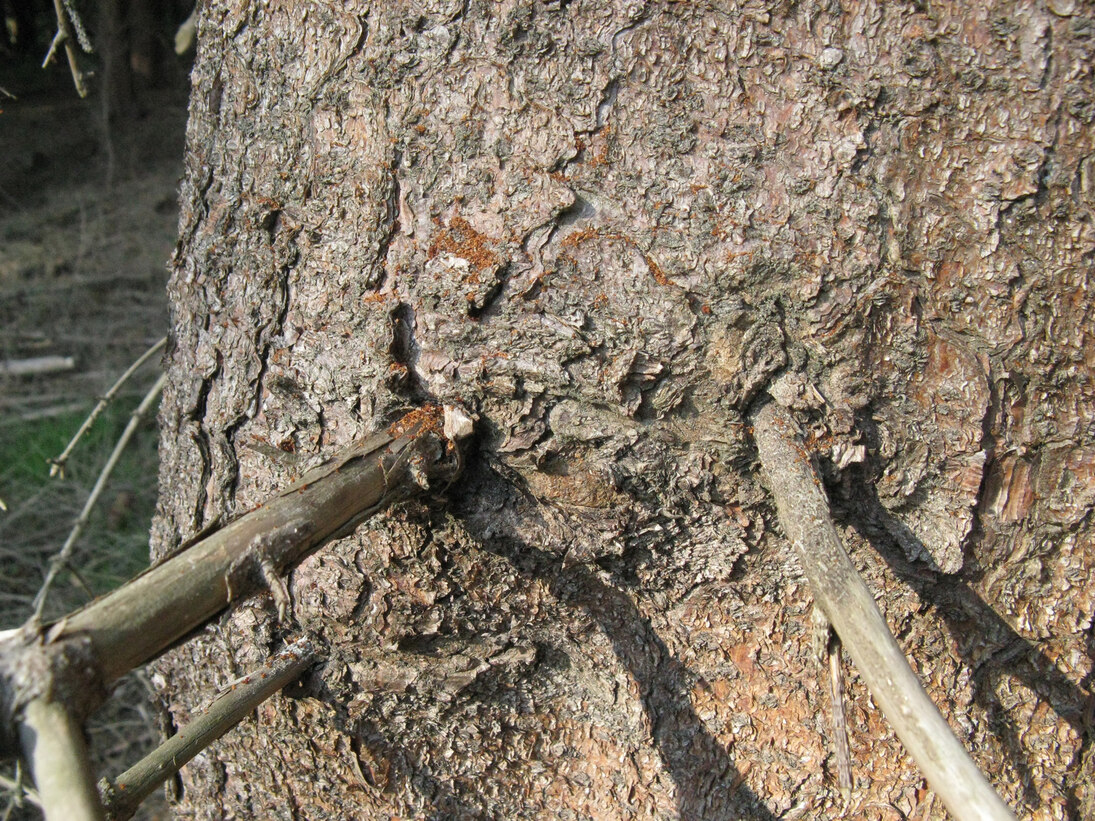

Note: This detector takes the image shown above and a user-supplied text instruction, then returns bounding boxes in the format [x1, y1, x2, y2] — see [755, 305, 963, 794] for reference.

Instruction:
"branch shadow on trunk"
[835, 469, 1090, 814]
[554, 558, 777, 821]
[351, 718, 485, 821]
[455, 464, 778, 821]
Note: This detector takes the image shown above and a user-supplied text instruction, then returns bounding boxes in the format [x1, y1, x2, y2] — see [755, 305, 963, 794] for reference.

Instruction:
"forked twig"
[30, 373, 166, 623]
[750, 399, 1015, 821]
[44, 0, 91, 98]
[99, 638, 317, 821]
[50, 337, 167, 479]
[0, 765, 41, 810]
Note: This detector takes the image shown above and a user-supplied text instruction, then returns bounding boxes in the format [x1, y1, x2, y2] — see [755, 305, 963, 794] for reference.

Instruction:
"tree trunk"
[153, 1, 1093, 818]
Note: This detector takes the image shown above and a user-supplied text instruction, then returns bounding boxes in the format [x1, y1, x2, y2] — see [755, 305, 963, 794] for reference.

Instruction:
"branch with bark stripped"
[750, 399, 1015, 821]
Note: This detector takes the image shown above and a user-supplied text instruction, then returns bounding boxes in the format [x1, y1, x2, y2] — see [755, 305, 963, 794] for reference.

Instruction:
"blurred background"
[1, 2, 192, 816]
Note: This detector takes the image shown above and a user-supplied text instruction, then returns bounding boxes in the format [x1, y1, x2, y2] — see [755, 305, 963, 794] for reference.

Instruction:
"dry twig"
[0, 357, 75, 378]
[49, 337, 167, 479]
[30, 373, 166, 623]
[750, 399, 1015, 821]
[0, 765, 41, 811]
[44, 0, 92, 98]
[99, 637, 317, 821]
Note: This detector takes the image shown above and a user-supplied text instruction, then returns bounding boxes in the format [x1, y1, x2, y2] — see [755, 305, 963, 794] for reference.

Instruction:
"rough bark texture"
[153, 1, 1093, 818]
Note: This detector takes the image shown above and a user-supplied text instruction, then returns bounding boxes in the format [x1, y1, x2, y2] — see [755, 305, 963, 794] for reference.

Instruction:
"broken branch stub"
[0, 404, 467, 760]
[749, 399, 1015, 821]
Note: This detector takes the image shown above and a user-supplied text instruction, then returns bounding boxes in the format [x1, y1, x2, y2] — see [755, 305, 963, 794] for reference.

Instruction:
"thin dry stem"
[0, 765, 42, 810]
[50, 337, 167, 479]
[45, 0, 89, 98]
[30, 373, 165, 623]
[99, 637, 316, 821]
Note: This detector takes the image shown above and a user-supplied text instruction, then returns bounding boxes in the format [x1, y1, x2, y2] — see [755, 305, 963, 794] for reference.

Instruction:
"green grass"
[0, 397, 160, 625]
[0, 393, 166, 818]
[0, 409, 93, 483]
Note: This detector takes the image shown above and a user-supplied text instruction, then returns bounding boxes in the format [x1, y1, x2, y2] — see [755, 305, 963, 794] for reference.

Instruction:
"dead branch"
[1, 405, 469, 760]
[20, 698, 101, 821]
[44, 0, 90, 98]
[0, 356, 75, 378]
[749, 399, 1015, 821]
[31, 373, 166, 622]
[49, 336, 167, 479]
[99, 637, 317, 821]
[0, 404, 470, 818]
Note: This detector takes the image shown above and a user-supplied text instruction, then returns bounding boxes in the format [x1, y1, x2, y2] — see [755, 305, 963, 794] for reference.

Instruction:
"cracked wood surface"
[156, 1, 1093, 818]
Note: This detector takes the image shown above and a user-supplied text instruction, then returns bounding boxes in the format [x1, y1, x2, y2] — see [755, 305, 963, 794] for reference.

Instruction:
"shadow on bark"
[353, 718, 484, 821]
[551, 558, 777, 821]
[457, 465, 777, 821]
[837, 471, 1090, 814]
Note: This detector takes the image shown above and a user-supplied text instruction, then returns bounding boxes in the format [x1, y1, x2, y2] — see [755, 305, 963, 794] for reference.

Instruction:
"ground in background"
[1, 58, 189, 820]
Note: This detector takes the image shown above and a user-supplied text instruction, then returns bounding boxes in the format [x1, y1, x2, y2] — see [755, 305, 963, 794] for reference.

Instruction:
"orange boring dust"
[428, 215, 499, 275]
[387, 404, 444, 439]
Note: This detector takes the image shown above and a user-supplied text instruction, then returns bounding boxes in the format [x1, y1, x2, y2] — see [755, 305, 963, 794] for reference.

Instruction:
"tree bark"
[154, 1, 1094, 818]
